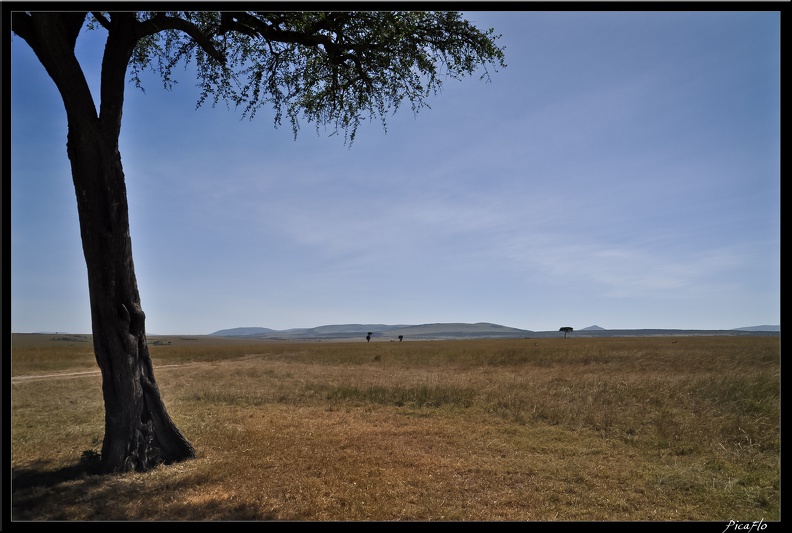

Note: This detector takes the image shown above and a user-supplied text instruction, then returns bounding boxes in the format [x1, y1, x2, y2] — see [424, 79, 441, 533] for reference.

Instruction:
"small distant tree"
[560, 327, 573, 339]
[398, 335, 403, 342]
[366, 332, 372, 342]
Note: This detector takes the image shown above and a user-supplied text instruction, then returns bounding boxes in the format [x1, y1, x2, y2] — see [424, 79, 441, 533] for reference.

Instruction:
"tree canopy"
[109, 11, 505, 142]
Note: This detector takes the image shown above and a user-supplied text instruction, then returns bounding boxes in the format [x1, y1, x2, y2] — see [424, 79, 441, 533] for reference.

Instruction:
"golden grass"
[10, 335, 780, 521]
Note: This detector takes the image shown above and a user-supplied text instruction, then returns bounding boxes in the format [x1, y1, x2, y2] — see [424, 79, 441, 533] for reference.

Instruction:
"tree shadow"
[11, 453, 278, 520]
[11, 457, 105, 520]
[12, 452, 101, 493]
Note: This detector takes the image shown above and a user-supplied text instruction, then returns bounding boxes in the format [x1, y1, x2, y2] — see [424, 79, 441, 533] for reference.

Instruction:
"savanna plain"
[10, 334, 780, 521]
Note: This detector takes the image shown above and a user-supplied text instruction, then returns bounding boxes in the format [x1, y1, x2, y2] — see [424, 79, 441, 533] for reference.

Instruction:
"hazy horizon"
[13, 321, 781, 337]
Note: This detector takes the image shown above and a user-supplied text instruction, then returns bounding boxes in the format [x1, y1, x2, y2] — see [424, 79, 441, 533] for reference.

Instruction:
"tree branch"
[12, 12, 88, 51]
[91, 11, 111, 30]
[10, 12, 35, 42]
[220, 12, 337, 52]
[137, 12, 226, 64]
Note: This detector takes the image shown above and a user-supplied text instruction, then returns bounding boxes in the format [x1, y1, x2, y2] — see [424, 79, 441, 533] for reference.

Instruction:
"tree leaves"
[116, 11, 506, 144]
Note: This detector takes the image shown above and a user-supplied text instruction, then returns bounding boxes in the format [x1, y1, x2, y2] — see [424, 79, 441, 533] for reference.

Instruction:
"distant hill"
[732, 325, 780, 332]
[386, 322, 533, 340]
[564, 329, 779, 338]
[293, 324, 407, 335]
[210, 322, 533, 340]
[211, 327, 278, 337]
[209, 323, 779, 341]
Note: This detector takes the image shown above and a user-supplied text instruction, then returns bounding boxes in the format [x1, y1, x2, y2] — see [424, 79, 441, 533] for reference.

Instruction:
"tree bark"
[68, 116, 195, 473]
[13, 12, 195, 473]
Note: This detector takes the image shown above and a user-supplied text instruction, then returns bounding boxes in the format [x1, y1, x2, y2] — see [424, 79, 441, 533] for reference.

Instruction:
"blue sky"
[10, 10, 780, 334]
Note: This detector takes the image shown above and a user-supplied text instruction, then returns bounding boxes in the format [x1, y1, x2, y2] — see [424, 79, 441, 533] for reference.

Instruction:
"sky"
[9, 10, 781, 335]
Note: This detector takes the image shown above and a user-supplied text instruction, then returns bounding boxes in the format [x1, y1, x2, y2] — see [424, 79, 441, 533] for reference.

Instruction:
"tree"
[559, 327, 573, 339]
[11, 11, 505, 474]
[366, 332, 373, 342]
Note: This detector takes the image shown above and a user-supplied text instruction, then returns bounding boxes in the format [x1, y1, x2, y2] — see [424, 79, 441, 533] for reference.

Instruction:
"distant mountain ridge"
[212, 324, 408, 338]
[211, 322, 531, 340]
[212, 327, 278, 336]
[210, 323, 779, 340]
[732, 325, 780, 332]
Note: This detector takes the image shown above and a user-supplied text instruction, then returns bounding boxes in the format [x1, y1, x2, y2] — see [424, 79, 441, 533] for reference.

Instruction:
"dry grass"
[10, 335, 780, 521]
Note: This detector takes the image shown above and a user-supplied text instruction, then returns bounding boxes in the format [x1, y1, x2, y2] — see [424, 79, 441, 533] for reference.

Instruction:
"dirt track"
[10, 370, 102, 383]
[10, 364, 188, 384]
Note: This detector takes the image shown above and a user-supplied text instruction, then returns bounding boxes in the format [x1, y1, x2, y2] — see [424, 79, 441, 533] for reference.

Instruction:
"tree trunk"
[68, 118, 196, 473]
[14, 12, 195, 473]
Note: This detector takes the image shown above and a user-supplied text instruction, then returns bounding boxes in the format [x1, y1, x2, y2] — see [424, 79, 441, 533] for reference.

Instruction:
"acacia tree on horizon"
[560, 327, 573, 339]
[11, 11, 505, 474]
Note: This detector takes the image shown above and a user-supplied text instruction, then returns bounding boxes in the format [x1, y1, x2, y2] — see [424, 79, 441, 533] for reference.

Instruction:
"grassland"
[10, 334, 780, 521]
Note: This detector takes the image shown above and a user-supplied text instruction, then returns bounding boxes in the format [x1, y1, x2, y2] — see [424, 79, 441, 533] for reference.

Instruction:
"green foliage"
[99, 11, 505, 143]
